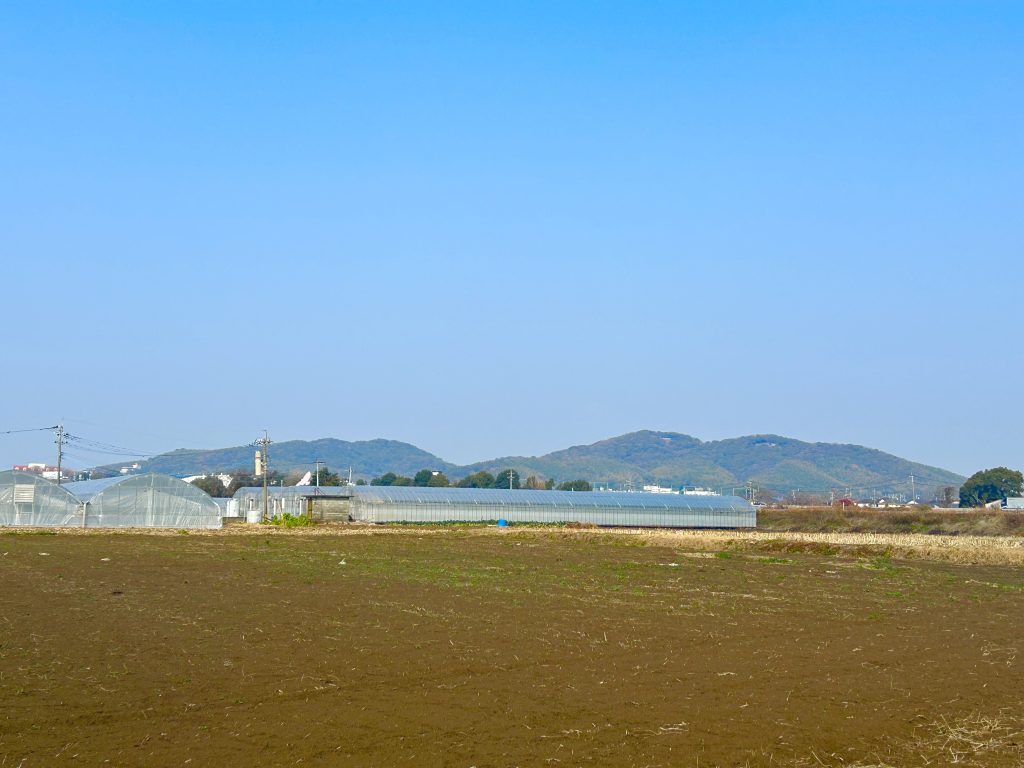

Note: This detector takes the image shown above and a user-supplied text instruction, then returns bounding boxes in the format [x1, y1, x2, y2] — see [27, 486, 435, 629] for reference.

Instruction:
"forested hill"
[459, 431, 964, 496]
[103, 431, 964, 497]
[134, 438, 457, 480]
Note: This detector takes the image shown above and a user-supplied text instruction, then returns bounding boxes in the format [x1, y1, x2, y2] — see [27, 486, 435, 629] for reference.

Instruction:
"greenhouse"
[0, 470, 83, 527]
[347, 486, 756, 528]
[63, 473, 223, 529]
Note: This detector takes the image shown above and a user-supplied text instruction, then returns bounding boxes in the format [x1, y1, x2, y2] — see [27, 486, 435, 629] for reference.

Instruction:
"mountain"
[463, 431, 964, 496]
[125, 438, 456, 479]
[100, 430, 964, 498]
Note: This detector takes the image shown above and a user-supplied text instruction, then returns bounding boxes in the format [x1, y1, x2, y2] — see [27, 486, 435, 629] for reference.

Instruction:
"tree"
[938, 486, 957, 507]
[493, 469, 521, 490]
[524, 475, 549, 490]
[456, 471, 495, 489]
[226, 470, 286, 496]
[314, 466, 343, 486]
[370, 472, 414, 486]
[427, 472, 450, 487]
[415, 468, 451, 487]
[190, 476, 228, 497]
[959, 467, 1022, 508]
[557, 479, 592, 492]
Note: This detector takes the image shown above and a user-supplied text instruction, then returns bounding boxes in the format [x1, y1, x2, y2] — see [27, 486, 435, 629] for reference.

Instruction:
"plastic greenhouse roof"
[0, 469, 73, 485]
[349, 486, 754, 511]
[59, 476, 128, 502]
[232, 485, 353, 498]
[0, 470, 81, 497]
[62, 473, 206, 503]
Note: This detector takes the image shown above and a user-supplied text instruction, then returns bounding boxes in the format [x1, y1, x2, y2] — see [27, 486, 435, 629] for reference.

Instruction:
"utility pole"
[909, 473, 916, 503]
[54, 423, 65, 485]
[255, 432, 272, 522]
[315, 459, 324, 489]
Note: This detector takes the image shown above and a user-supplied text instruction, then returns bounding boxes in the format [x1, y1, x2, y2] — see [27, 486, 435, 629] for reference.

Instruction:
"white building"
[681, 487, 719, 496]
[642, 484, 678, 494]
[182, 473, 233, 489]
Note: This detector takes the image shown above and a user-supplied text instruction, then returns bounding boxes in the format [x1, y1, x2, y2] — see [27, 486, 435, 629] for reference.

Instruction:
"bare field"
[1, 526, 1022, 767]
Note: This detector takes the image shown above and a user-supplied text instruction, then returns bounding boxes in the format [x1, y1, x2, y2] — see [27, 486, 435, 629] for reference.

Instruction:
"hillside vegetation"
[460, 431, 964, 496]
[102, 430, 963, 497]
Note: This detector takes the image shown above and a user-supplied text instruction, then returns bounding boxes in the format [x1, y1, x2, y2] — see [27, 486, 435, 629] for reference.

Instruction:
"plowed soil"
[1, 527, 1022, 767]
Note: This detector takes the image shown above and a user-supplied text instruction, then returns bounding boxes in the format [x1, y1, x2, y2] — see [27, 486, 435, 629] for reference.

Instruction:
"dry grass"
[758, 506, 1024, 537]
[922, 712, 1024, 765]
[635, 528, 1024, 565]
[796, 712, 1024, 767]
[7, 522, 1024, 565]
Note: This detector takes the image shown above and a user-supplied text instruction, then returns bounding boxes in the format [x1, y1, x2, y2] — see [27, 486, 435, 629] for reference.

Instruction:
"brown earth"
[1, 526, 1022, 767]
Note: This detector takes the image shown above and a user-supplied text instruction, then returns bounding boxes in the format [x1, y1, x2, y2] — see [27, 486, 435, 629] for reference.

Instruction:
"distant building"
[182, 473, 233, 489]
[12, 463, 74, 482]
[681, 487, 719, 496]
[642, 484, 678, 494]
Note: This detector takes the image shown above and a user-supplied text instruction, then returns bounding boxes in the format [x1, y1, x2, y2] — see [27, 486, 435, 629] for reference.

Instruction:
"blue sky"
[1, 1, 1021, 475]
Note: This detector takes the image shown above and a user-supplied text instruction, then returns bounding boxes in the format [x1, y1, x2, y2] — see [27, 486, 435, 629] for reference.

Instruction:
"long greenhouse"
[0, 473, 223, 529]
[227, 484, 755, 527]
[346, 486, 755, 528]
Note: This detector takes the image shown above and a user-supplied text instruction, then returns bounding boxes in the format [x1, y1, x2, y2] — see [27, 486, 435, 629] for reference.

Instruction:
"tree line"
[370, 468, 592, 492]
[194, 464, 1024, 508]
[190, 466, 594, 496]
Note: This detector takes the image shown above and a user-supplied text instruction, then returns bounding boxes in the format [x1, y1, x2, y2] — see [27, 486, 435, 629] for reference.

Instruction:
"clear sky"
[1, 2, 1021, 476]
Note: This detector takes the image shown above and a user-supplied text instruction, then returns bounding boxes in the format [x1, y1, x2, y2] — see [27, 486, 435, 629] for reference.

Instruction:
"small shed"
[232, 485, 353, 521]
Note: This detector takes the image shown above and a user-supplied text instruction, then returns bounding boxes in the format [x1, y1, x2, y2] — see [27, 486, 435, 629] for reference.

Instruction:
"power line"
[64, 435, 153, 457]
[0, 426, 59, 435]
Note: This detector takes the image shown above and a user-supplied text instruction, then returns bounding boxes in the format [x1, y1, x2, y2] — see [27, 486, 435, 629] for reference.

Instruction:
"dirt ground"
[1, 527, 1022, 767]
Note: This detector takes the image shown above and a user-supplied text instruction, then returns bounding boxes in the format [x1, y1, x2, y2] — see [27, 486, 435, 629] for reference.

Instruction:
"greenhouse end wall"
[0, 470, 82, 527]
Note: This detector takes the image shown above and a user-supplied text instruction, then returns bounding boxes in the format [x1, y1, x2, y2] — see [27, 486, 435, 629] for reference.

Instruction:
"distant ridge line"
[94, 430, 965, 498]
